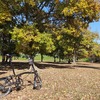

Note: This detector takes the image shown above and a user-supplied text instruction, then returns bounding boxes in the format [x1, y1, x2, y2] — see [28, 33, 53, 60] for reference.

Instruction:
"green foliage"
[39, 32, 55, 54]
[10, 25, 40, 54]
[80, 58, 90, 62]
[10, 25, 55, 55]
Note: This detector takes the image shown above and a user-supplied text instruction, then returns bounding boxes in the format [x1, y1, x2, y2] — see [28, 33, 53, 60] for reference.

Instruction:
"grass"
[79, 58, 90, 62]
[34, 54, 57, 62]
[0, 55, 91, 63]
[0, 54, 59, 62]
[15, 55, 56, 62]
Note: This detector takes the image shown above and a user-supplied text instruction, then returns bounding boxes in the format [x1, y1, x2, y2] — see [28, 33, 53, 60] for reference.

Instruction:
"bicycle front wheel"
[0, 80, 11, 97]
[33, 75, 42, 90]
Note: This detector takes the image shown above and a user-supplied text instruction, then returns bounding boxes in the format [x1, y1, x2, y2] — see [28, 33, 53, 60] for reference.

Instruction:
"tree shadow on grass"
[0, 62, 29, 71]
[0, 61, 100, 70]
[35, 62, 74, 69]
[75, 65, 100, 70]
[0, 61, 74, 70]
[0, 72, 7, 75]
[35, 62, 100, 70]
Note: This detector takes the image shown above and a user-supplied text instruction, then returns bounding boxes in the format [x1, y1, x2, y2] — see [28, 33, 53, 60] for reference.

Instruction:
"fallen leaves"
[1, 62, 100, 100]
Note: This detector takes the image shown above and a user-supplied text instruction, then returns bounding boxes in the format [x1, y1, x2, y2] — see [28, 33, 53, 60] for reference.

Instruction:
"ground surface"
[0, 61, 100, 100]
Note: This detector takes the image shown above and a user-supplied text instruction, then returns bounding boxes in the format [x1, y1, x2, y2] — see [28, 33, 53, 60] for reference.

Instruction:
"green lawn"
[34, 54, 55, 62]
[0, 54, 58, 62]
[0, 55, 89, 63]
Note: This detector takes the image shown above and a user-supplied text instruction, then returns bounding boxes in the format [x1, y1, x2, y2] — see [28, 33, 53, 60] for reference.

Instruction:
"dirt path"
[0, 62, 100, 100]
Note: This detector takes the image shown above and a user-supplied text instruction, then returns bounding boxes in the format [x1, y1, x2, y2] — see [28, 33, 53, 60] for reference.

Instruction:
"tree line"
[0, 0, 100, 63]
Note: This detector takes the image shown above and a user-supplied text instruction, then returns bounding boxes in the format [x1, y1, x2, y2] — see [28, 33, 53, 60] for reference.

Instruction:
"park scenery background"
[0, 0, 100, 100]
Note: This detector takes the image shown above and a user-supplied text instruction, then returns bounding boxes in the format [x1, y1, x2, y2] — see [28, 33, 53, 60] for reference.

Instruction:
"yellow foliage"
[29, 0, 35, 6]
[0, 12, 11, 23]
[62, 0, 100, 21]
[55, 0, 59, 4]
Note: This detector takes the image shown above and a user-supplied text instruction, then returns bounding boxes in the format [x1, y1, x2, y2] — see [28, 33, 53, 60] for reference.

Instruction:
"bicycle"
[0, 55, 42, 97]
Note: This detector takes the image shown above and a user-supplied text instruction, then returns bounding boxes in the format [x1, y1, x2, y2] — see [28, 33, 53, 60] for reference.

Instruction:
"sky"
[89, 19, 100, 43]
[89, 19, 100, 34]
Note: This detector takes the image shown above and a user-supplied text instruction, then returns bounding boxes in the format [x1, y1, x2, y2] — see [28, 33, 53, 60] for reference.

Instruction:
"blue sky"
[89, 20, 100, 43]
[89, 19, 100, 34]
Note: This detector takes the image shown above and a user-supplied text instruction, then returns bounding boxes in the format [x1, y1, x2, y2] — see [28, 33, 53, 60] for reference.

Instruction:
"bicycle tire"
[15, 77, 23, 91]
[0, 81, 11, 97]
[33, 75, 42, 90]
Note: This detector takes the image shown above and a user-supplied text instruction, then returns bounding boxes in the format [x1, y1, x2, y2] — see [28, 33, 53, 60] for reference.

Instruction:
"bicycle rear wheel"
[0, 80, 11, 97]
[33, 75, 42, 90]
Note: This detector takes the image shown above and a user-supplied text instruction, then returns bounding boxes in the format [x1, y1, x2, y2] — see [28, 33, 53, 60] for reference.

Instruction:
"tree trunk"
[59, 56, 61, 62]
[73, 50, 76, 65]
[41, 54, 43, 62]
[68, 59, 71, 64]
[2, 55, 6, 63]
[54, 55, 56, 62]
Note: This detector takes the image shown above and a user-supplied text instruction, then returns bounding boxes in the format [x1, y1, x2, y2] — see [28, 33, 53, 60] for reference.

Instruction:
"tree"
[79, 30, 100, 62]
[61, 0, 100, 63]
[10, 25, 55, 61]
[10, 25, 40, 54]
[39, 32, 55, 62]
[0, 0, 100, 63]
[0, 0, 11, 24]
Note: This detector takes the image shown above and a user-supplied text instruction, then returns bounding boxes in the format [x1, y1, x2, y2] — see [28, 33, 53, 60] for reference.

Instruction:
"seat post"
[28, 55, 36, 72]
